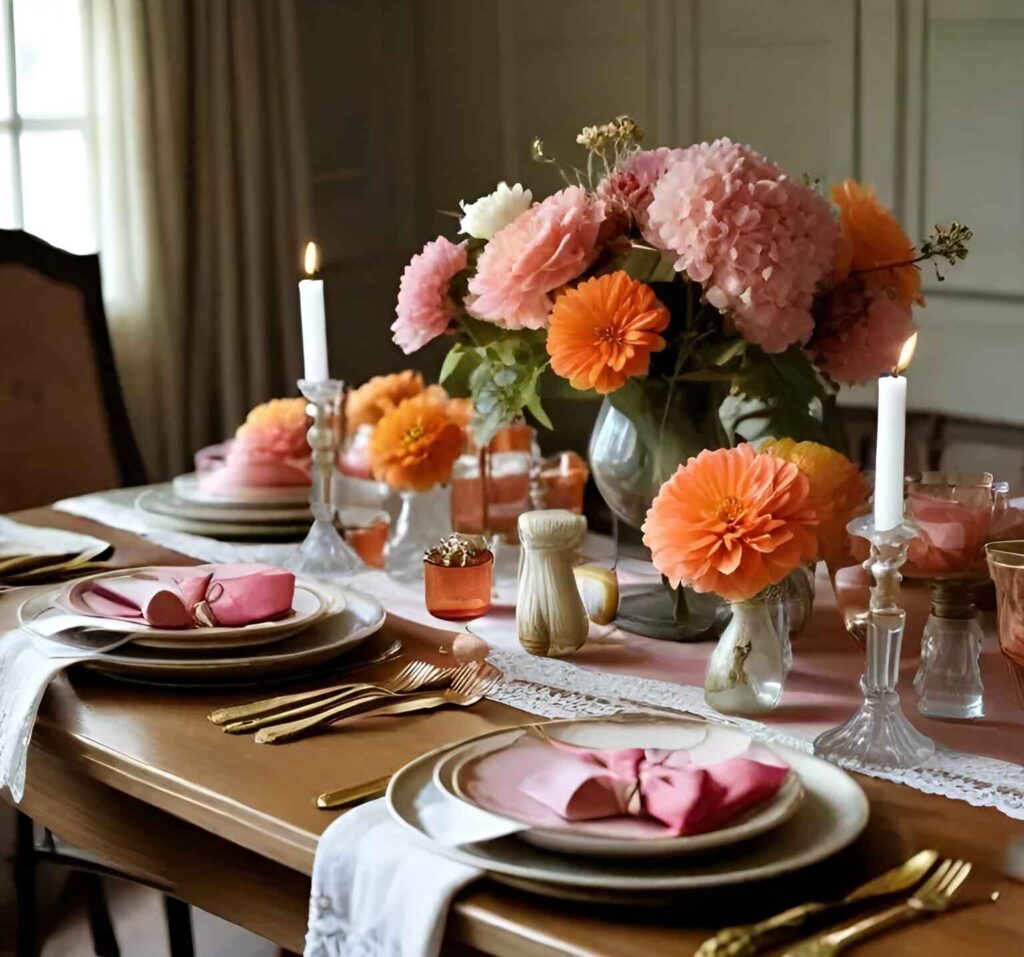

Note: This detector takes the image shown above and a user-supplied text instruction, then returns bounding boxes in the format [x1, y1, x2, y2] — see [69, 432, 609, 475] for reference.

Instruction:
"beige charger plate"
[17, 584, 385, 683]
[387, 716, 868, 903]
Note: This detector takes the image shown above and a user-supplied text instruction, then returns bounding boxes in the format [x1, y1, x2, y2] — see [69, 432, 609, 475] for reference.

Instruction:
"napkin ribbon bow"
[518, 737, 790, 836]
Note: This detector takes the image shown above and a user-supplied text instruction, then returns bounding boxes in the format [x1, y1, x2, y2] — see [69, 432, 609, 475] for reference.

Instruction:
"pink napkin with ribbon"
[463, 735, 790, 837]
[69, 563, 295, 629]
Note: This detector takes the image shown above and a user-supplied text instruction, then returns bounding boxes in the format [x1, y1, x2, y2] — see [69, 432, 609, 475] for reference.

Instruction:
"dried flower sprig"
[532, 115, 646, 190]
[425, 533, 486, 567]
[851, 220, 973, 284]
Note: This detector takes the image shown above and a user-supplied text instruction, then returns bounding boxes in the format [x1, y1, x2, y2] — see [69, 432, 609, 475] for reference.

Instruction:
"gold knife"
[694, 849, 939, 957]
[315, 774, 393, 810]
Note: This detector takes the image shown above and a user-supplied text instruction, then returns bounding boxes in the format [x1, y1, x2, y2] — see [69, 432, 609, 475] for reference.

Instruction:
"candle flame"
[894, 333, 918, 375]
[303, 242, 319, 276]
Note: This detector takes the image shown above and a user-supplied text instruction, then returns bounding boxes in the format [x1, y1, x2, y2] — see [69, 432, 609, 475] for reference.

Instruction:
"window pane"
[0, 131, 16, 226]
[13, 0, 85, 118]
[20, 129, 94, 252]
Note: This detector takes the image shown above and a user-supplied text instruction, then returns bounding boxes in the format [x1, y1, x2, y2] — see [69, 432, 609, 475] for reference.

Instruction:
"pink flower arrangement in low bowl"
[466, 185, 607, 330]
[198, 398, 311, 494]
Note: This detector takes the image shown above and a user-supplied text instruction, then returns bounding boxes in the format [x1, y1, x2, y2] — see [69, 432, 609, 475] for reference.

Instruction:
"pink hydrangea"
[809, 278, 916, 385]
[392, 236, 468, 354]
[647, 138, 838, 353]
[466, 186, 606, 330]
[597, 147, 686, 242]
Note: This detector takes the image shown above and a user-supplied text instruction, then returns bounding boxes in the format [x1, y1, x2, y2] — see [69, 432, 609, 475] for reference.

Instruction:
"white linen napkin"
[0, 627, 132, 802]
[305, 790, 520, 957]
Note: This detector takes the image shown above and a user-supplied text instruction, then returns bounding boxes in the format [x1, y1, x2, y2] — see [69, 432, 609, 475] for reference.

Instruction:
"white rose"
[458, 182, 533, 240]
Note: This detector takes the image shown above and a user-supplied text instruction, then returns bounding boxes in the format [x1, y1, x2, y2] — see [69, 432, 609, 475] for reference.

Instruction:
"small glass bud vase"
[913, 580, 985, 719]
[704, 593, 785, 715]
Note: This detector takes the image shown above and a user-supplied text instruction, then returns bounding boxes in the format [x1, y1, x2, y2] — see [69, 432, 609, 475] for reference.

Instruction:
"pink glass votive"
[423, 537, 493, 621]
[535, 451, 589, 513]
[985, 540, 1024, 708]
[337, 507, 390, 569]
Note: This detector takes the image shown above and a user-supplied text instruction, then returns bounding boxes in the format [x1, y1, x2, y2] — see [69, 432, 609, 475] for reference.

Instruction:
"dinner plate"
[435, 723, 803, 858]
[18, 585, 386, 683]
[31, 568, 330, 650]
[131, 505, 311, 542]
[173, 472, 311, 507]
[388, 716, 868, 900]
[137, 486, 311, 524]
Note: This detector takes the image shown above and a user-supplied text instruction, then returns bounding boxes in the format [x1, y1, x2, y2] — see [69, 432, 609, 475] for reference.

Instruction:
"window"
[1, 0, 94, 253]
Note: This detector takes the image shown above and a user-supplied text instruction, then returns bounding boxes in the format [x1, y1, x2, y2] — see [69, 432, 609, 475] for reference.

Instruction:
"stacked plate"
[18, 568, 389, 686]
[386, 716, 869, 904]
[133, 474, 312, 540]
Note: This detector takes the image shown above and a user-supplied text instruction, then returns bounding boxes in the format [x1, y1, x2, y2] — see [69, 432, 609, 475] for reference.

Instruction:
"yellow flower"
[759, 438, 868, 568]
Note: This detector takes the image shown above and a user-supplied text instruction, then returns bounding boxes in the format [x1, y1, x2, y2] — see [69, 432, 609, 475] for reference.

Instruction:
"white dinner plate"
[137, 486, 311, 525]
[435, 722, 804, 858]
[172, 472, 312, 507]
[17, 584, 386, 683]
[388, 716, 868, 901]
[23, 568, 330, 651]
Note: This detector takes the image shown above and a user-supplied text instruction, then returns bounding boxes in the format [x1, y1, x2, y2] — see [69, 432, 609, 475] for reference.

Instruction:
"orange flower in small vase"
[547, 271, 669, 394]
[642, 444, 818, 602]
[759, 438, 868, 569]
[369, 394, 466, 492]
[831, 179, 923, 308]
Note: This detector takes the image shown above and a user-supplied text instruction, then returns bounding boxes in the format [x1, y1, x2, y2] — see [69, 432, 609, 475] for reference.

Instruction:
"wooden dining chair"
[0, 231, 191, 956]
[0, 229, 145, 512]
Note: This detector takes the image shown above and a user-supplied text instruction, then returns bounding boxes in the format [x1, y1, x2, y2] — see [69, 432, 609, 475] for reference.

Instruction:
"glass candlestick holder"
[814, 514, 935, 769]
[285, 378, 364, 579]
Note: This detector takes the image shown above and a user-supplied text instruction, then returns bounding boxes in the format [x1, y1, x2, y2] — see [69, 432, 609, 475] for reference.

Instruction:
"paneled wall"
[297, 0, 1024, 441]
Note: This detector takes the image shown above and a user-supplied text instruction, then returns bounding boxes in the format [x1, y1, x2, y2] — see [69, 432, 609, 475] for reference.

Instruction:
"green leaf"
[592, 242, 678, 284]
[525, 391, 553, 429]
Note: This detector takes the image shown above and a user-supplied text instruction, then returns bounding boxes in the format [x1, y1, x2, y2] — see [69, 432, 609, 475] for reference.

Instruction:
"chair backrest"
[0, 230, 145, 512]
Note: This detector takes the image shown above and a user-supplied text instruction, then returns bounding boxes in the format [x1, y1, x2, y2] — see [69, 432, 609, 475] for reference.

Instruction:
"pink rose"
[392, 236, 468, 354]
[466, 186, 607, 330]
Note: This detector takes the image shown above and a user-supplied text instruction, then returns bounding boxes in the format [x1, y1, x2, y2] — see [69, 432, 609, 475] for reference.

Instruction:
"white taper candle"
[299, 242, 329, 381]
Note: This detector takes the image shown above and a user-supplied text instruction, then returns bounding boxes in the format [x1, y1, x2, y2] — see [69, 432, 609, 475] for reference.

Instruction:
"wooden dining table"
[5, 506, 1023, 955]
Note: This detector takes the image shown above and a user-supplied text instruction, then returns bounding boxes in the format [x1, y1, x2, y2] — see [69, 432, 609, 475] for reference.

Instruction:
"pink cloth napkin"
[480, 736, 790, 837]
[73, 564, 295, 629]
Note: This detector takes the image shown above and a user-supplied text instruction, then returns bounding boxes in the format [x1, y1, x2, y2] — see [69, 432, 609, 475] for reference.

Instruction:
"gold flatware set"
[698, 850, 998, 957]
[208, 659, 502, 745]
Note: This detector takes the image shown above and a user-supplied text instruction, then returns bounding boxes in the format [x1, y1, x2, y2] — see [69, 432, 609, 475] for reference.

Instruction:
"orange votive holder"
[424, 549, 494, 621]
[337, 507, 390, 569]
[536, 451, 589, 513]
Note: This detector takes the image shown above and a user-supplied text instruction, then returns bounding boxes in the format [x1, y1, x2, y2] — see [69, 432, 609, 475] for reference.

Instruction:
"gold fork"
[220, 662, 455, 734]
[781, 858, 974, 957]
[208, 661, 448, 729]
[255, 660, 502, 745]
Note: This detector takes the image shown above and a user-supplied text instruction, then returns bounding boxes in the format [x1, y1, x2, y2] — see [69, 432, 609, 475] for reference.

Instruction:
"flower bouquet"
[392, 115, 970, 635]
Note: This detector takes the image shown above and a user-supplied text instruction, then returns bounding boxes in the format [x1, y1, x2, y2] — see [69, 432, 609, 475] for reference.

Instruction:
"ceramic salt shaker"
[516, 509, 589, 657]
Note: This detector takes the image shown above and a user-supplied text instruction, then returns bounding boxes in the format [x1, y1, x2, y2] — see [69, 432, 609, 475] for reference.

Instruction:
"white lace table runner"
[52, 488, 1024, 820]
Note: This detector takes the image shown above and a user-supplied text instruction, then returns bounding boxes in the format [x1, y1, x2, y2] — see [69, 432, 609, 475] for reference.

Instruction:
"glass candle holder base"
[814, 515, 935, 770]
[814, 689, 936, 769]
[286, 512, 364, 579]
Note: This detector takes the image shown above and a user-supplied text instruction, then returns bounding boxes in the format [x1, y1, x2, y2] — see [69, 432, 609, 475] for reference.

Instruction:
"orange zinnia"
[547, 271, 669, 394]
[760, 438, 868, 569]
[831, 179, 923, 308]
[347, 370, 426, 430]
[369, 394, 466, 492]
[642, 444, 818, 602]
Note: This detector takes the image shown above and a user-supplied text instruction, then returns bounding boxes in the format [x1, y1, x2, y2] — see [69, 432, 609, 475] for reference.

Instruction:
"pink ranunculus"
[647, 138, 838, 353]
[809, 276, 916, 385]
[466, 186, 607, 330]
[597, 147, 686, 242]
[392, 236, 468, 354]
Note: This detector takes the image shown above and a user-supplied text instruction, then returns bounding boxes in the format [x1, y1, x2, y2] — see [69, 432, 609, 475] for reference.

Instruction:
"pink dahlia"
[392, 236, 468, 354]
[809, 277, 916, 385]
[466, 186, 606, 330]
[647, 138, 838, 353]
[597, 147, 686, 242]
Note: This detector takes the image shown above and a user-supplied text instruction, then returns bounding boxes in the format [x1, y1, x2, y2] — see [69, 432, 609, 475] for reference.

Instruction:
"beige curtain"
[88, 0, 310, 479]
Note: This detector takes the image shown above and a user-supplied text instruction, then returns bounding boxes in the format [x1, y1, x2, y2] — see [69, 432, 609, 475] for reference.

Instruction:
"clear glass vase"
[914, 613, 985, 719]
[588, 392, 731, 641]
[704, 596, 785, 714]
[387, 486, 452, 582]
